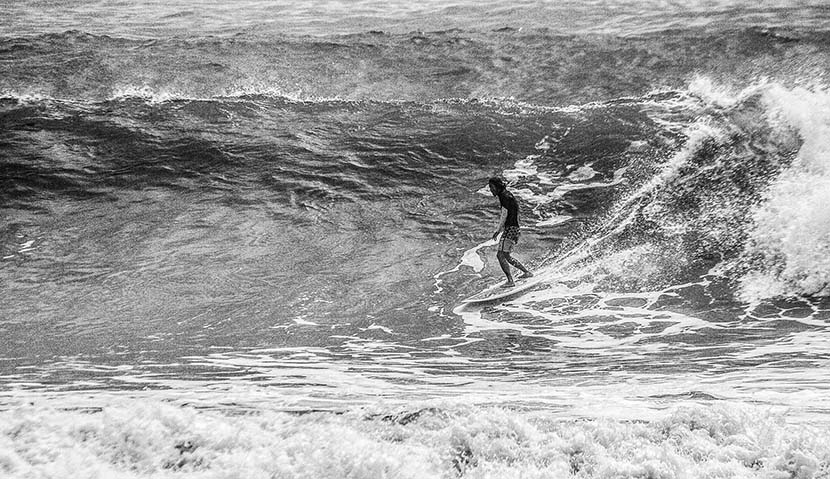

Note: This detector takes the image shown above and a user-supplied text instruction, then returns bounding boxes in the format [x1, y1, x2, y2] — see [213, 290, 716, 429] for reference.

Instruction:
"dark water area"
[0, 94, 608, 372]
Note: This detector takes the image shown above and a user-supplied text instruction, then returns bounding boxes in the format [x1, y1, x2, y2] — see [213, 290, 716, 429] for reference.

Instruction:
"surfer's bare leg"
[505, 254, 533, 278]
[496, 251, 515, 287]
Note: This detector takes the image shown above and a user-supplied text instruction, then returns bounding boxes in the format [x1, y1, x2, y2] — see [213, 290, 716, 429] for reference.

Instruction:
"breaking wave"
[1, 400, 828, 479]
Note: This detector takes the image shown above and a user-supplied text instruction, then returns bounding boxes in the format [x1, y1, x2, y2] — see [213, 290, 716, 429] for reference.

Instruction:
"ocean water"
[2, 1, 830, 477]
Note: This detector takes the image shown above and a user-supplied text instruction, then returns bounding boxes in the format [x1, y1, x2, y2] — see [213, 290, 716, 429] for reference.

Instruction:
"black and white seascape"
[2, 1, 830, 477]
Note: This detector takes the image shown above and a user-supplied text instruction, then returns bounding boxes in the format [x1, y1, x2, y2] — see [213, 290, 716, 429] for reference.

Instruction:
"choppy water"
[2, 1, 830, 478]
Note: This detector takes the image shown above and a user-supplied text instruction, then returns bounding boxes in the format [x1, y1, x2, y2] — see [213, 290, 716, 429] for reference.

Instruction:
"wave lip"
[510, 79, 830, 304]
[738, 85, 830, 300]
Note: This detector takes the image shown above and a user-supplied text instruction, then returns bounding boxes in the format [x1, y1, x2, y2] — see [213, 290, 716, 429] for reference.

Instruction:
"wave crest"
[543, 80, 825, 300]
[738, 85, 830, 300]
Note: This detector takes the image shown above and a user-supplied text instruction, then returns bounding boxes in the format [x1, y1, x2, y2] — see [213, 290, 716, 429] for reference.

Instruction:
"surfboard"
[460, 274, 545, 305]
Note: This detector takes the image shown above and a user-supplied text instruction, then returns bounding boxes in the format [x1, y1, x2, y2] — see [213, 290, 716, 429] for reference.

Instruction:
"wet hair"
[488, 176, 507, 192]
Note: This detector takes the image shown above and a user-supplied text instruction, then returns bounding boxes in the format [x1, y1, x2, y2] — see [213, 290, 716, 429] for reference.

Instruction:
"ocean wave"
[737, 85, 830, 300]
[2, 26, 829, 105]
[7, 76, 828, 302]
[4, 76, 828, 302]
[0, 399, 827, 478]
[1, 85, 564, 114]
[4, 4, 830, 466]
[516, 80, 830, 301]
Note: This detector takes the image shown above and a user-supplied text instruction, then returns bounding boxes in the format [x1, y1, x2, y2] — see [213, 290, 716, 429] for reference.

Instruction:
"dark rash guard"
[497, 190, 520, 228]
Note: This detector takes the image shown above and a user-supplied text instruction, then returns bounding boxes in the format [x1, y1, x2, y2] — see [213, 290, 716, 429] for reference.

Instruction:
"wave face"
[2, 2, 830, 477]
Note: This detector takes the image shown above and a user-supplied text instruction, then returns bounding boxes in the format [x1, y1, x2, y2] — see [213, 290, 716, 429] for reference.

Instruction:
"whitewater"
[2, 1, 830, 478]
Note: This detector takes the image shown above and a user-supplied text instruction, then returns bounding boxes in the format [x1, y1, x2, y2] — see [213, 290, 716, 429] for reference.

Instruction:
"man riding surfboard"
[488, 177, 533, 287]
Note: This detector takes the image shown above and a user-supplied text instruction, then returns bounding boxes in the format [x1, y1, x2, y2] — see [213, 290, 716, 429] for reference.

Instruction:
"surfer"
[488, 177, 533, 287]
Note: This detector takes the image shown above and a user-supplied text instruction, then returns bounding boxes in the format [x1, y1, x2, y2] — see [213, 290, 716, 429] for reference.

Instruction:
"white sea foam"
[568, 164, 598, 181]
[502, 156, 539, 182]
[688, 75, 751, 109]
[0, 398, 827, 479]
[526, 79, 830, 300]
[536, 215, 573, 227]
[739, 84, 830, 300]
[109, 85, 188, 103]
[433, 240, 496, 293]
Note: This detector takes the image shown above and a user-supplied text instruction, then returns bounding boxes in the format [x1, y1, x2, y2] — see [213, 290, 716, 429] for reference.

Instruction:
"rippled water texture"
[2, 2, 830, 478]
[3, 0, 829, 37]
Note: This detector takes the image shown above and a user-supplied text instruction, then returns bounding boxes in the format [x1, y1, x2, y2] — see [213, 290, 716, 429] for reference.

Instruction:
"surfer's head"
[488, 176, 506, 196]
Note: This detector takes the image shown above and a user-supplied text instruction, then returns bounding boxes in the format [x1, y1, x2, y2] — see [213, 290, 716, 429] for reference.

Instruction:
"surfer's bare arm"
[492, 207, 507, 240]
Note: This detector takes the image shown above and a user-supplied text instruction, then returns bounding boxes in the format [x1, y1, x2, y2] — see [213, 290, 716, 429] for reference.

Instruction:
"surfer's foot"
[519, 271, 533, 279]
[502, 281, 515, 288]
